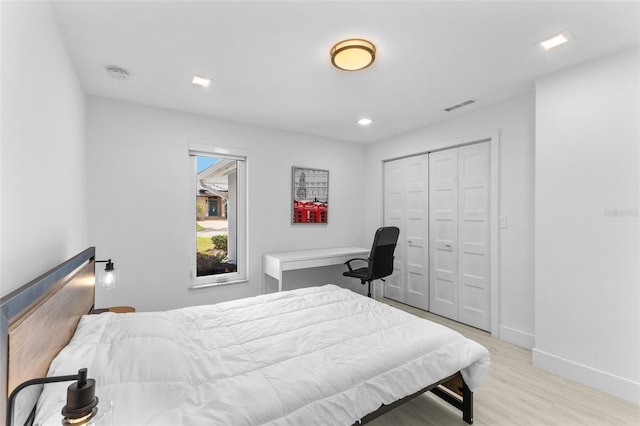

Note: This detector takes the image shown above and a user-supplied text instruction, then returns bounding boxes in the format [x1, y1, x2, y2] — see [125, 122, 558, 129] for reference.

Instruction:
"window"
[189, 146, 246, 288]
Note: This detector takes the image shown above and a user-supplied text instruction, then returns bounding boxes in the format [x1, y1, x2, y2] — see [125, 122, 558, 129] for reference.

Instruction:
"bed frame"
[0, 247, 96, 425]
[1, 246, 473, 425]
[357, 372, 473, 424]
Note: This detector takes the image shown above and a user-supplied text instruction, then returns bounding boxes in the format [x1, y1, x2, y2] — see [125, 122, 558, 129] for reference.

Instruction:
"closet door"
[383, 159, 405, 303]
[428, 149, 459, 319]
[383, 155, 429, 310]
[404, 155, 429, 310]
[457, 143, 491, 330]
[429, 142, 490, 330]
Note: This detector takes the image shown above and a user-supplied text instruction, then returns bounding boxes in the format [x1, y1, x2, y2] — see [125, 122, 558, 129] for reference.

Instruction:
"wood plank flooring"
[371, 298, 640, 426]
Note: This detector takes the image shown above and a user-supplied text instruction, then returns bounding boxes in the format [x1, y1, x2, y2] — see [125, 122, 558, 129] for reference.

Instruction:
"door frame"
[382, 130, 500, 337]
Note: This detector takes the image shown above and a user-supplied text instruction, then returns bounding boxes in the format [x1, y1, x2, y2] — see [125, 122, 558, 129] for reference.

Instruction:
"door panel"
[429, 149, 458, 319]
[404, 156, 428, 310]
[383, 160, 405, 302]
[383, 155, 428, 310]
[458, 143, 490, 330]
[429, 142, 490, 330]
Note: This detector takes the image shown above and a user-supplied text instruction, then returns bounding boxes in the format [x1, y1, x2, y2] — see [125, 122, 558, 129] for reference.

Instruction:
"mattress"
[35, 284, 490, 425]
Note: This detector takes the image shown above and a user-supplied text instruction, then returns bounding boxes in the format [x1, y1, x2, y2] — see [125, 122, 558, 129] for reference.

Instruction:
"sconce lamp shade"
[330, 39, 376, 71]
[96, 259, 118, 290]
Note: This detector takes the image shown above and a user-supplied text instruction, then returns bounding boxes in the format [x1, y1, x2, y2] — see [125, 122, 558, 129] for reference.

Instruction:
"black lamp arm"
[95, 259, 114, 272]
[6, 373, 79, 426]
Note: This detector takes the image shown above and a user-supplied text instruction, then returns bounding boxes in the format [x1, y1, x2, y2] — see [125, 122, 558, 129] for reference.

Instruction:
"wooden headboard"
[0, 247, 96, 424]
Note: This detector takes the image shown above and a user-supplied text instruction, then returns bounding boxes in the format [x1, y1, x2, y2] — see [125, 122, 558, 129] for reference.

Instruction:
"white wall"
[534, 46, 640, 404]
[364, 93, 536, 348]
[86, 97, 367, 311]
[0, 1, 87, 297]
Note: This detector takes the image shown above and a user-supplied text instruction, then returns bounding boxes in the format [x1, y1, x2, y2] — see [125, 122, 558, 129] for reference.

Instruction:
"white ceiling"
[51, 1, 640, 144]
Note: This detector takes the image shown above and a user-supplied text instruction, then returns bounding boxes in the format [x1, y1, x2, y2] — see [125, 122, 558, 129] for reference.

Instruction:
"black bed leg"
[462, 381, 473, 424]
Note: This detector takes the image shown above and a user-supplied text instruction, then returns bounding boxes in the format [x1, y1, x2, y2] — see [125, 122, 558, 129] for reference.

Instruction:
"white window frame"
[188, 143, 248, 289]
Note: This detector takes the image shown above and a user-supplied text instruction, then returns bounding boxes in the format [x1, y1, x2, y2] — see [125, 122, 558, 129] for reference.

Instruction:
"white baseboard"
[499, 325, 534, 349]
[532, 348, 640, 405]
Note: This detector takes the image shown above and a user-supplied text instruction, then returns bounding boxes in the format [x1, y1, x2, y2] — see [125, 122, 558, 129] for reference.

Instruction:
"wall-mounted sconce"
[96, 259, 118, 290]
[7, 368, 99, 426]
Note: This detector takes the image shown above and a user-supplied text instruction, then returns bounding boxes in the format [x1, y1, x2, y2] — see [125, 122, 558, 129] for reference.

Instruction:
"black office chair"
[343, 226, 400, 298]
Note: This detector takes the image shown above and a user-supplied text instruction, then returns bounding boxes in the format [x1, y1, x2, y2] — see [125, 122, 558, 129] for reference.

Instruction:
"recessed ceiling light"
[540, 31, 573, 50]
[192, 75, 211, 87]
[106, 66, 129, 80]
[358, 118, 372, 126]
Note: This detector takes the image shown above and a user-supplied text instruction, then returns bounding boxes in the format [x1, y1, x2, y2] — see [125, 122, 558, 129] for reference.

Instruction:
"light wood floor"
[370, 298, 640, 426]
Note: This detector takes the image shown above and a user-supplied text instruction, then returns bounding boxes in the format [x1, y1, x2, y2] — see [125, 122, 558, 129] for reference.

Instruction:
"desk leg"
[262, 274, 283, 294]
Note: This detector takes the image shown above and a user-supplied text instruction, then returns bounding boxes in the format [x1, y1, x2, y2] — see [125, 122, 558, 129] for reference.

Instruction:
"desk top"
[264, 246, 369, 262]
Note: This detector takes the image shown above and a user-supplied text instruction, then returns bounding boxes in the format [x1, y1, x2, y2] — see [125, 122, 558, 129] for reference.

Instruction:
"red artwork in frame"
[292, 166, 328, 224]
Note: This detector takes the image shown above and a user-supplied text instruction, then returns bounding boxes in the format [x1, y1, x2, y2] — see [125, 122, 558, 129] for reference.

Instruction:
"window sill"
[189, 278, 248, 290]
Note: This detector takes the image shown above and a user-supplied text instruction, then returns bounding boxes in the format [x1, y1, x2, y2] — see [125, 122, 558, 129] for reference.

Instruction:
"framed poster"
[292, 166, 329, 224]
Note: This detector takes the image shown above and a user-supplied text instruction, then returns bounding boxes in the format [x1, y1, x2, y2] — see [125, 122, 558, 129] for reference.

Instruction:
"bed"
[1, 248, 490, 426]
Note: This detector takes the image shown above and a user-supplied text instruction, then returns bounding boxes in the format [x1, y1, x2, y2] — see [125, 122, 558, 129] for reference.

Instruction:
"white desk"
[263, 246, 369, 292]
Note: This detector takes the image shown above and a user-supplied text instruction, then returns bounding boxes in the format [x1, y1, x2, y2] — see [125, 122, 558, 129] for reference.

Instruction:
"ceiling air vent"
[444, 99, 476, 112]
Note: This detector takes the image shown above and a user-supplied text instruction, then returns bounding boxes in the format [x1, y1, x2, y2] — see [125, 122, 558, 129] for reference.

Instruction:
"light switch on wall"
[499, 216, 508, 229]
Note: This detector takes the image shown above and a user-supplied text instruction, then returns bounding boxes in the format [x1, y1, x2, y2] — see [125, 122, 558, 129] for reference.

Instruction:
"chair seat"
[343, 267, 370, 280]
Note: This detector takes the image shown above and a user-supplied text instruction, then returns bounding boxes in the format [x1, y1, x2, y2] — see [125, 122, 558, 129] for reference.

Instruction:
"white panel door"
[403, 156, 429, 310]
[428, 149, 458, 319]
[383, 160, 405, 302]
[429, 142, 490, 331]
[457, 143, 491, 330]
[383, 155, 429, 310]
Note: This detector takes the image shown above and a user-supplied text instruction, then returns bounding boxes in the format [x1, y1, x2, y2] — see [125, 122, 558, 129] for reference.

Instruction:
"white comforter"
[35, 285, 490, 425]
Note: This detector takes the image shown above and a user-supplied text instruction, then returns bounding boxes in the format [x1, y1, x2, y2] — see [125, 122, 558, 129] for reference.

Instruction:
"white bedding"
[35, 285, 490, 425]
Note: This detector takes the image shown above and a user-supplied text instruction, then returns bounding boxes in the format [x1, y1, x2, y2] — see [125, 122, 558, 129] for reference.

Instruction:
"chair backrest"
[368, 226, 400, 280]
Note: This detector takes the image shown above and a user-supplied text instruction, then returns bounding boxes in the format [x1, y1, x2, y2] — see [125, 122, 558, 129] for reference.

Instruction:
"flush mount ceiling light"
[331, 39, 376, 71]
[192, 75, 211, 87]
[358, 118, 373, 126]
[540, 31, 573, 50]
